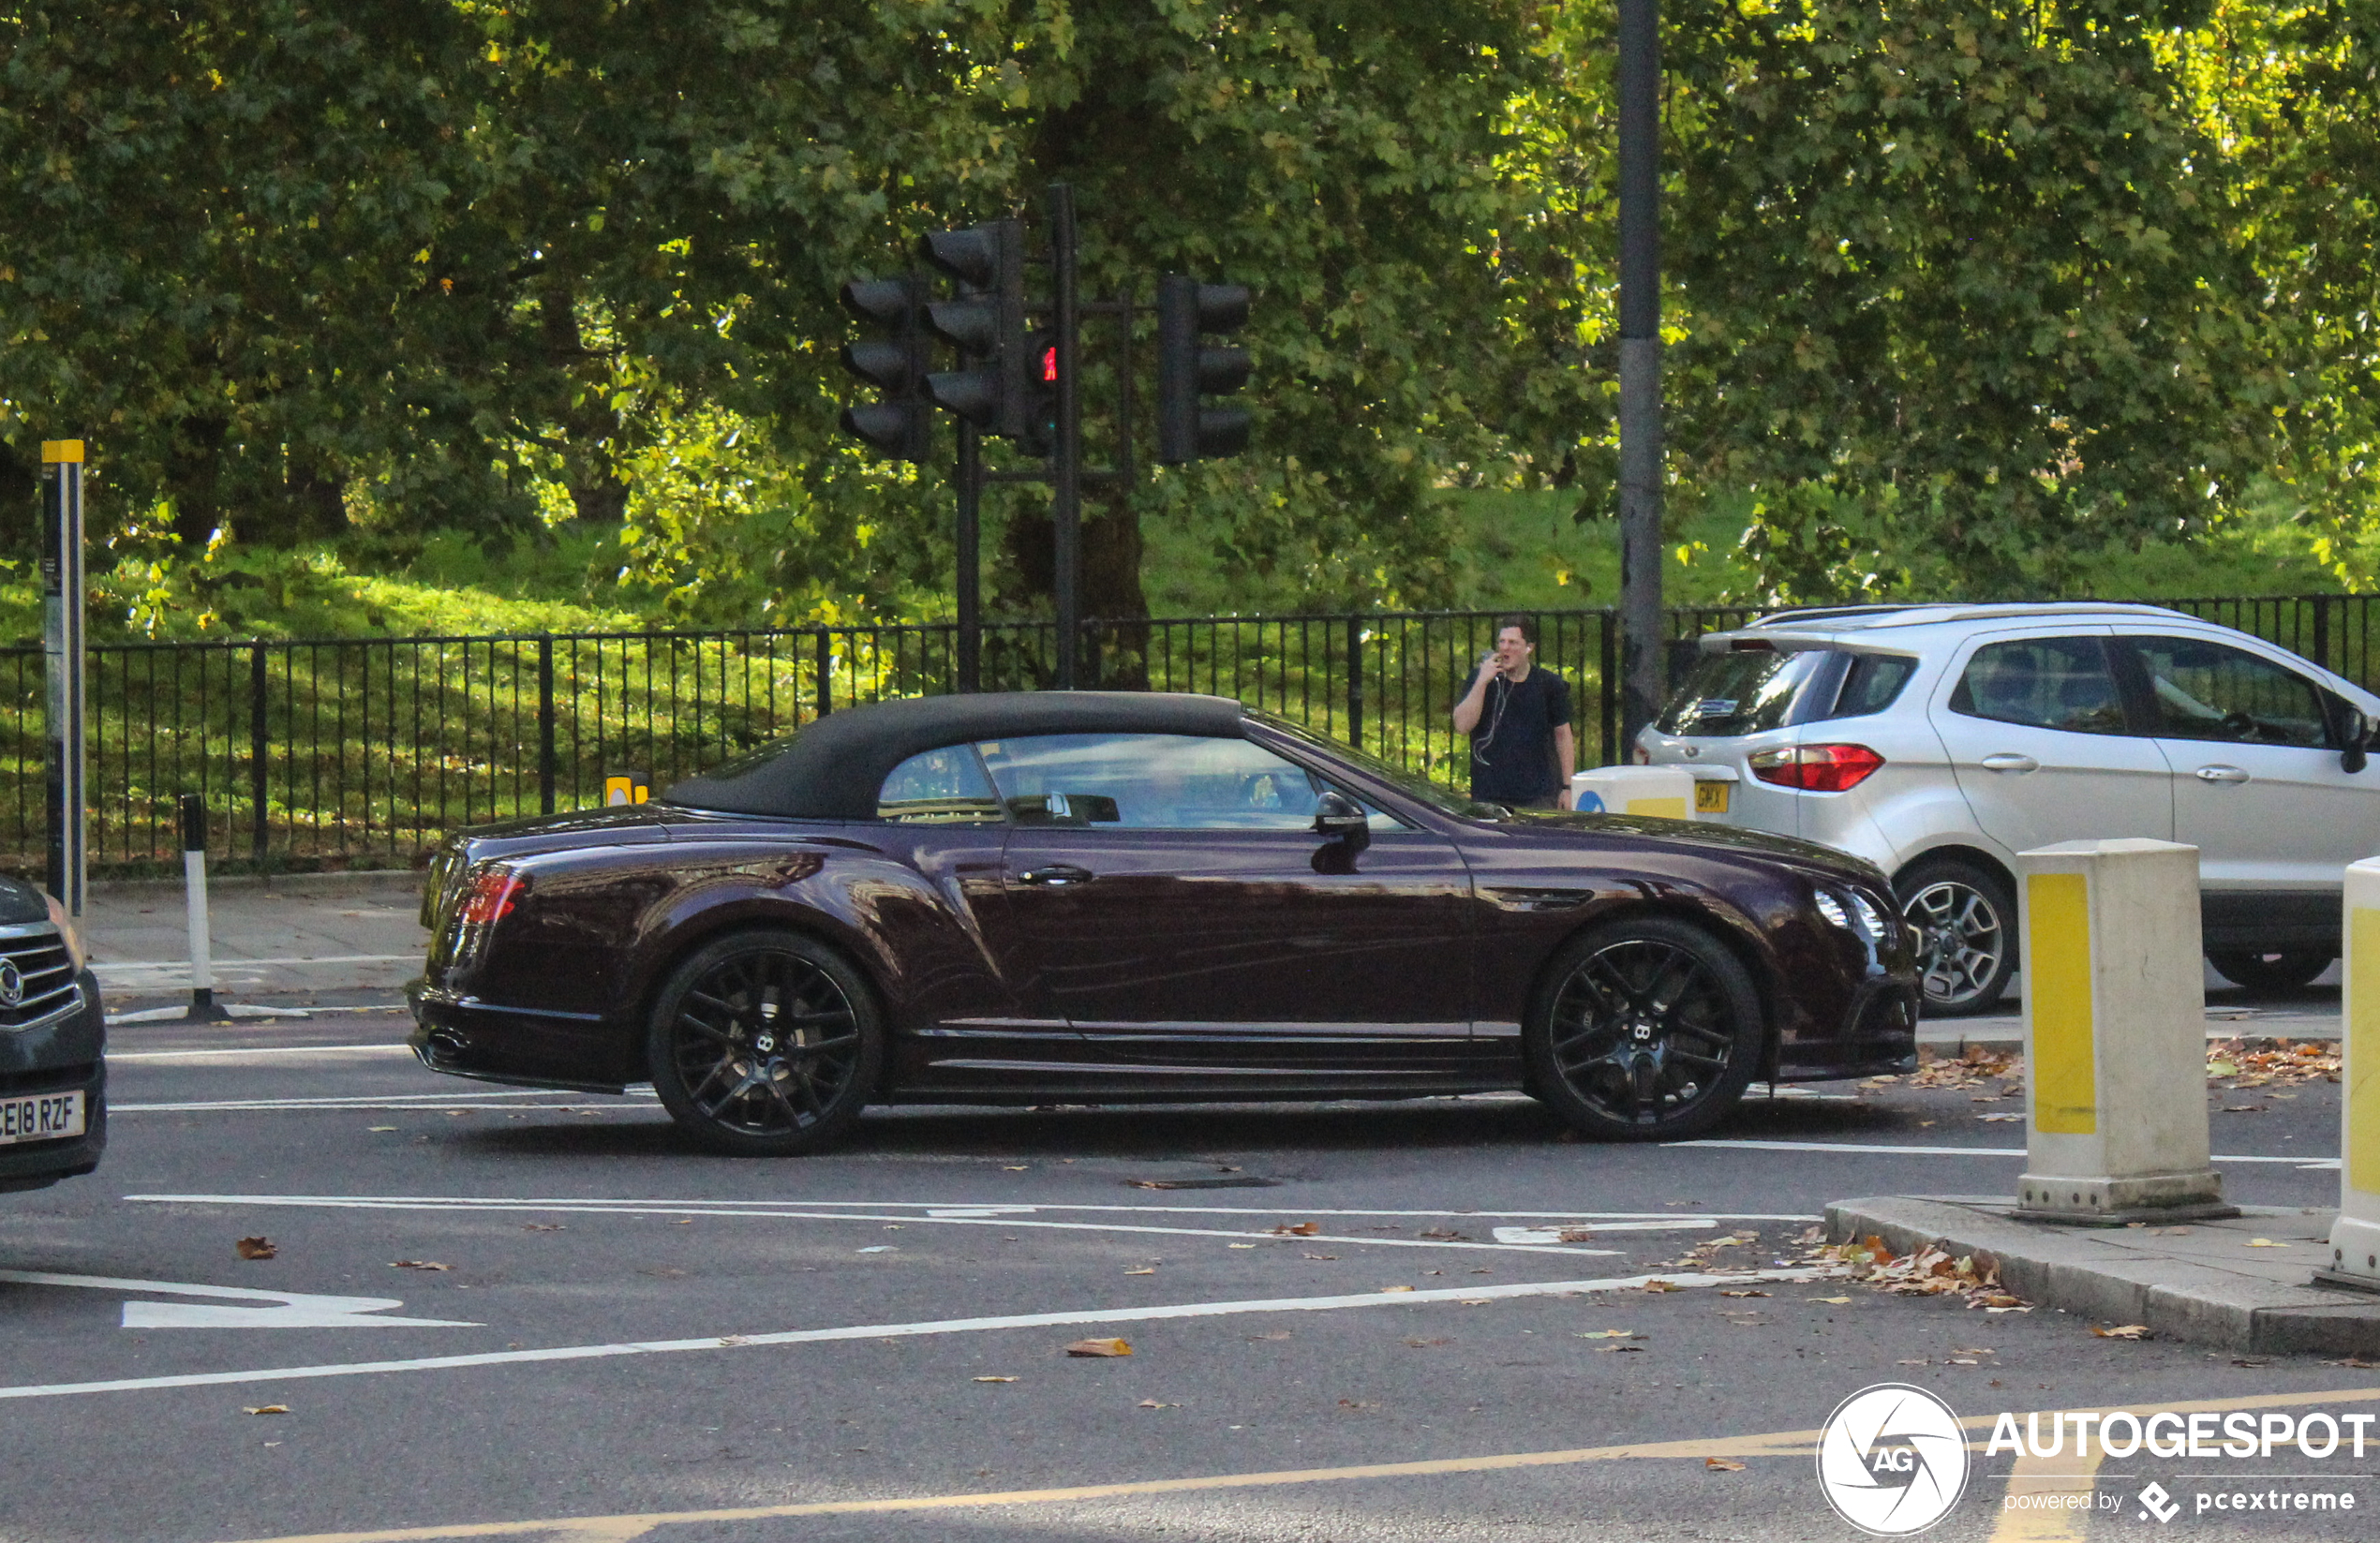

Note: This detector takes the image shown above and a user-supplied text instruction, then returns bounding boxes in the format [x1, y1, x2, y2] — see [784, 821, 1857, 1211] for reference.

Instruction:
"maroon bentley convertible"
[409, 691, 1920, 1154]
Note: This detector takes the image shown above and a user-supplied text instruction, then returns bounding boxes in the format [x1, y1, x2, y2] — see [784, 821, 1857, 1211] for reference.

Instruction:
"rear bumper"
[408, 978, 635, 1093]
[0, 972, 108, 1193]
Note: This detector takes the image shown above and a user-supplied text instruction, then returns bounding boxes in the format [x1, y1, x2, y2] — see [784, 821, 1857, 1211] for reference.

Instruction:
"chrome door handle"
[1016, 864, 1095, 886]
[2194, 764, 2251, 784]
[1979, 753, 2039, 773]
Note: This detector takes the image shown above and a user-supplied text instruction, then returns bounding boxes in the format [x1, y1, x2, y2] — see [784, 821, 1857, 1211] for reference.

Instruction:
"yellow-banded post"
[2016, 838, 2235, 1224]
[2323, 859, 2380, 1288]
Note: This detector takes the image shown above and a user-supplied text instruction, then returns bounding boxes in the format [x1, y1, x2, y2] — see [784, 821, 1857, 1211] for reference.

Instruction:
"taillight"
[1748, 744, 1884, 792]
[458, 868, 528, 926]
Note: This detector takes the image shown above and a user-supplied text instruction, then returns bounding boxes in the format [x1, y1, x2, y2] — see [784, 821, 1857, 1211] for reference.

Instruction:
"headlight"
[1813, 891, 1853, 931]
[1849, 891, 1888, 940]
[42, 890, 87, 972]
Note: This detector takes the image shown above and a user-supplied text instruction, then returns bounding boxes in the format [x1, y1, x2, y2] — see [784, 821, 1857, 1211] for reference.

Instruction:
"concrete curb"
[1827, 1196, 2380, 1358]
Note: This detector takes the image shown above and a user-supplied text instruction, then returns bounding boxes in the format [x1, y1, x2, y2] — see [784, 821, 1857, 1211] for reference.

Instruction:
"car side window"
[875, 746, 1006, 823]
[2131, 636, 2329, 749]
[974, 733, 1331, 831]
[1948, 636, 2129, 735]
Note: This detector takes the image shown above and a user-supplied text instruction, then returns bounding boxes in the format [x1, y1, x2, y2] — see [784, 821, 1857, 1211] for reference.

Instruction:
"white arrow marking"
[0, 1269, 479, 1328]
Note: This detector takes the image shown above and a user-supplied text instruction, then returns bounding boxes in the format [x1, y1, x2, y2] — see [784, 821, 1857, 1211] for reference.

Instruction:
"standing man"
[1453, 615, 1576, 809]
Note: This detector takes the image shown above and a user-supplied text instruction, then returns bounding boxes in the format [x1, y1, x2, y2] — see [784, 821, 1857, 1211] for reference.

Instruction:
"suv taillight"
[1748, 744, 1884, 792]
[458, 868, 528, 926]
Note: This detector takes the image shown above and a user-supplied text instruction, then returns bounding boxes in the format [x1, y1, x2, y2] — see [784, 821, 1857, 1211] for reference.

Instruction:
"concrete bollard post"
[2015, 838, 2237, 1224]
[2323, 859, 2380, 1290]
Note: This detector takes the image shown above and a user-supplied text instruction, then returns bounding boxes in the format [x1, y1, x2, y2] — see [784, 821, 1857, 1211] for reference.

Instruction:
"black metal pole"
[1049, 183, 1081, 690]
[957, 421, 982, 693]
[39, 440, 85, 913]
[1616, 0, 1665, 748]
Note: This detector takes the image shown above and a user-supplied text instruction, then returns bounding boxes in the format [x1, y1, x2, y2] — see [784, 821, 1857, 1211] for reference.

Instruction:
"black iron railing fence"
[3, 595, 2373, 876]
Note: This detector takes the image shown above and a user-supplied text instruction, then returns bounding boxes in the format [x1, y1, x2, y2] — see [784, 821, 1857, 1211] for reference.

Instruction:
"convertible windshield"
[1254, 711, 1513, 821]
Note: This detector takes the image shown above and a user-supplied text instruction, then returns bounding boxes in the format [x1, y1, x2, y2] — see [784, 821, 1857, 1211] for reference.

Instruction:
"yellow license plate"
[1694, 781, 1731, 815]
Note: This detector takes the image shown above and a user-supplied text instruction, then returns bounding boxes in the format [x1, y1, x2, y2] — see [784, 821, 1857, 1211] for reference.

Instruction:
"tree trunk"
[167, 416, 231, 551]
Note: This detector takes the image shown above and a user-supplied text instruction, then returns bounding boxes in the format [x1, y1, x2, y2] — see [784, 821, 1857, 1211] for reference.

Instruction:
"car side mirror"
[1311, 790, 1372, 852]
[2345, 709, 2371, 775]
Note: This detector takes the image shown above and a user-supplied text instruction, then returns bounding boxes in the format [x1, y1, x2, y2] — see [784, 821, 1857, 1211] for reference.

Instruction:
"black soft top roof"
[660, 690, 1249, 820]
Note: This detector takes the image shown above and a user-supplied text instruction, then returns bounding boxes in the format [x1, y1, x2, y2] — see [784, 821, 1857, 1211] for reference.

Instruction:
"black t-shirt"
[1462, 667, 1572, 802]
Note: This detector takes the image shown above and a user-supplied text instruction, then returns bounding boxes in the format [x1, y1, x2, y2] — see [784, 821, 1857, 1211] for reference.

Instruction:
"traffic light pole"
[40, 439, 87, 915]
[1616, 0, 1665, 747]
[1049, 183, 1083, 690]
[956, 421, 983, 693]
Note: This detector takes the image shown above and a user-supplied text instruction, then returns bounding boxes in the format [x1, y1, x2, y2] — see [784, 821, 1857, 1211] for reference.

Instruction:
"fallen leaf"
[673, 1219, 693, 1225]
[2328, 1357, 2379, 1370]
[1600, 1344, 1646, 1354]
[1897, 1358, 1929, 1366]
[1954, 1346, 1993, 1355]
[235, 1237, 277, 1261]
[1460, 1298, 1493, 1306]
[522, 1223, 565, 1232]
[366, 1125, 397, 1133]
[1337, 1399, 1377, 1410]
[1272, 1222, 1321, 1237]
[1949, 1358, 1981, 1366]
[1064, 1338, 1132, 1358]
[1404, 1337, 1450, 1347]
[1228, 1243, 1257, 1250]
[1810, 1297, 1852, 1305]
[1642, 1280, 1684, 1293]
[244, 1405, 289, 1416]
[389, 1260, 449, 1271]
[1251, 1330, 1292, 1342]
[1977, 1113, 2023, 1122]
[1002, 1165, 1029, 1171]
[1985, 1305, 2033, 1313]
[1124, 1268, 1156, 1276]
[1379, 1284, 1416, 1294]
[855, 1246, 894, 1254]
[717, 1336, 751, 1346]
[973, 1376, 1018, 1383]
[2245, 1239, 2286, 1248]
[1705, 1457, 1746, 1472]
[1302, 1254, 1340, 1261]
[1719, 1289, 1769, 1298]
[2232, 1357, 2271, 1368]
[1138, 1399, 1176, 1408]
[1574, 1329, 1637, 1339]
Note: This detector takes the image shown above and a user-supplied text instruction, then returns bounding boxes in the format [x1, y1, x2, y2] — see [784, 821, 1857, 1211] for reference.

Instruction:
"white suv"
[1637, 602, 2380, 1016]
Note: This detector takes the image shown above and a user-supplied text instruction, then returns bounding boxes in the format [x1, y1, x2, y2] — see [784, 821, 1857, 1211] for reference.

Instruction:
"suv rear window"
[1658, 647, 1915, 736]
[1658, 649, 1825, 737]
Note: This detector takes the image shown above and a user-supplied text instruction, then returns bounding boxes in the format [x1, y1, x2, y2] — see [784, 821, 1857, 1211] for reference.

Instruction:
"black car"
[411, 691, 1920, 1154]
[0, 875, 106, 1193]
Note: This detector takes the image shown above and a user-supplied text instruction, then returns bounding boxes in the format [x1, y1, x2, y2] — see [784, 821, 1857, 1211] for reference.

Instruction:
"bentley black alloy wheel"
[1525, 916, 1763, 1142]
[647, 932, 883, 1155]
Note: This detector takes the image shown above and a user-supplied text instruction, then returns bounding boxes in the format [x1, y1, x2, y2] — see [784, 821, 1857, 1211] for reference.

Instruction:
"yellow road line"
[1988, 1448, 2106, 1542]
[216, 1384, 2380, 1543]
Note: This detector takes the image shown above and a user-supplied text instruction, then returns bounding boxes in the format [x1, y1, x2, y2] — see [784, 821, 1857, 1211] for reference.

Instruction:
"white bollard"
[181, 793, 216, 1017]
[2015, 838, 2236, 1224]
[1569, 764, 1698, 820]
[2323, 859, 2380, 1290]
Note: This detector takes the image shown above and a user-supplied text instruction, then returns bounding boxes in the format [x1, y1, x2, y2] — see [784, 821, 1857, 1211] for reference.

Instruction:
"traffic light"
[916, 219, 1034, 443]
[1156, 274, 1252, 463]
[837, 274, 932, 462]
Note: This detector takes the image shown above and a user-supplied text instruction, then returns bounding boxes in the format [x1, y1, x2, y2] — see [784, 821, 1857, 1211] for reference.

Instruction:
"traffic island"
[1824, 1195, 2380, 1358]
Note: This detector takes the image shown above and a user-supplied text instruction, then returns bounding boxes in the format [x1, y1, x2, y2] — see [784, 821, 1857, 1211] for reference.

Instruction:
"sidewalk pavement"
[81, 870, 427, 1007]
[1829, 1197, 2380, 1358]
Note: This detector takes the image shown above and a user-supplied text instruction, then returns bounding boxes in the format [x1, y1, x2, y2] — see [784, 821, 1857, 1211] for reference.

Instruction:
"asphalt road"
[1, 1008, 2371, 1543]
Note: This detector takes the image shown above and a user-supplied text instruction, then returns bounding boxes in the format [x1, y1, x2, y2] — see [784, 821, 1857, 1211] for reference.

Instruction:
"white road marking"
[107, 1045, 412, 1063]
[1491, 1223, 1718, 1243]
[0, 1269, 476, 1330]
[121, 1193, 1818, 1224]
[124, 1194, 1630, 1258]
[1674, 1139, 2336, 1165]
[93, 954, 421, 973]
[0, 1267, 1830, 1402]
